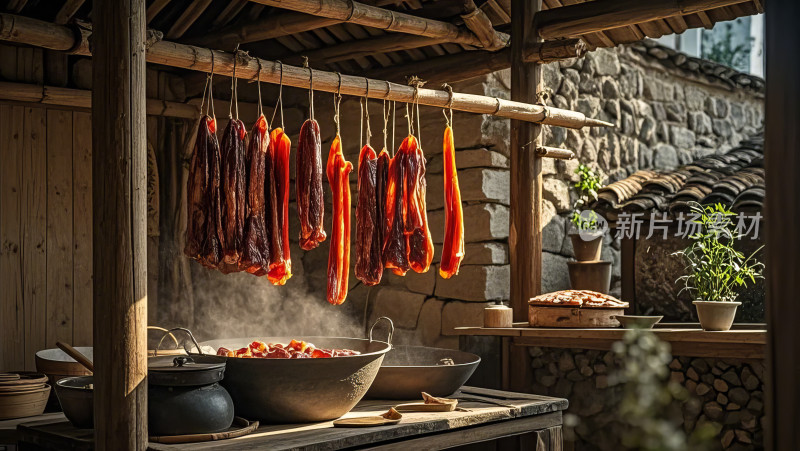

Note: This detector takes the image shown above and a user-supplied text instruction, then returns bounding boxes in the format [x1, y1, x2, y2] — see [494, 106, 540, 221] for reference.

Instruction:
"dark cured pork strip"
[355, 144, 385, 285]
[404, 136, 434, 273]
[183, 116, 219, 260]
[439, 126, 465, 278]
[267, 128, 293, 285]
[240, 115, 270, 275]
[296, 119, 326, 250]
[383, 142, 410, 276]
[220, 118, 247, 271]
[326, 135, 353, 305]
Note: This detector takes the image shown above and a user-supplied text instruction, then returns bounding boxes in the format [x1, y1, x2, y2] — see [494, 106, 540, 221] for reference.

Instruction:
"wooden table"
[0, 387, 567, 451]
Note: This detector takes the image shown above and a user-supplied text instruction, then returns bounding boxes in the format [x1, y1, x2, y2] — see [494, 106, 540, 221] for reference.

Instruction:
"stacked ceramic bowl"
[0, 372, 51, 420]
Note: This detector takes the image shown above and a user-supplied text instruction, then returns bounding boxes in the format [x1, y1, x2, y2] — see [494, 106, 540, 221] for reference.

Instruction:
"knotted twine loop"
[200, 72, 210, 117]
[256, 59, 263, 119]
[360, 77, 372, 149]
[441, 83, 454, 128]
[333, 72, 343, 135]
[408, 76, 425, 148]
[382, 81, 391, 152]
[536, 89, 551, 120]
[230, 44, 241, 120]
[271, 60, 285, 130]
[303, 56, 314, 120]
[206, 51, 216, 119]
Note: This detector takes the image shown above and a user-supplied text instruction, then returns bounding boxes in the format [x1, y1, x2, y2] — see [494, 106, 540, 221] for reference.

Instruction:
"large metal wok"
[365, 345, 480, 400]
[192, 320, 393, 423]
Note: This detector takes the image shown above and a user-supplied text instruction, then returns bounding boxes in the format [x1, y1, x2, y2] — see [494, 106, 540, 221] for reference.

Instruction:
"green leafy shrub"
[570, 163, 604, 231]
[672, 202, 764, 302]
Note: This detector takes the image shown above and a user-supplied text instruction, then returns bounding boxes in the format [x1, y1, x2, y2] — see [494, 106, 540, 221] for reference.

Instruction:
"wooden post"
[92, 0, 148, 449]
[508, 0, 542, 392]
[765, 1, 800, 448]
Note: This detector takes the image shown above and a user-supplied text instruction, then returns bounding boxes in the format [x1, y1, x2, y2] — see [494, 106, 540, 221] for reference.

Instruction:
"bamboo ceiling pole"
[189, 11, 340, 49]
[534, 0, 748, 40]
[0, 81, 201, 119]
[247, 0, 497, 48]
[0, 13, 611, 129]
[91, 0, 148, 449]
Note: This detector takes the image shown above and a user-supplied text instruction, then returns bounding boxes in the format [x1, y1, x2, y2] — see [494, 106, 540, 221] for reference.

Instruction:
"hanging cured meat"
[267, 127, 293, 285]
[383, 144, 410, 276]
[383, 135, 434, 275]
[220, 118, 248, 271]
[355, 144, 388, 285]
[296, 119, 326, 250]
[326, 135, 353, 305]
[240, 115, 270, 275]
[404, 136, 434, 273]
[439, 126, 465, 278]
[184, 115, 222, 268]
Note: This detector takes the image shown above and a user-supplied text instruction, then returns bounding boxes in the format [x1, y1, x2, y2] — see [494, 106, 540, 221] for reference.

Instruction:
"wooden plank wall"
[0, 103, 94, 372]
[0, 44, 95, 372]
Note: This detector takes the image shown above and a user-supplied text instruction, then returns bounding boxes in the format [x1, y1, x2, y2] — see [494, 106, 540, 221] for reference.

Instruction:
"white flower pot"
[693, 300, 741, 331]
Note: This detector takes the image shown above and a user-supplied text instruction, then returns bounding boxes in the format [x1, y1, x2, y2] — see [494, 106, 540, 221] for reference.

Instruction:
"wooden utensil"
[149, 417, 259, 444]
[56, 342, 94, 373]
[333, 408, 402, 428]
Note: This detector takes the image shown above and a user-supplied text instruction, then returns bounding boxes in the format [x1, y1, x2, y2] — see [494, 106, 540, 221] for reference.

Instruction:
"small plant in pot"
[569, 163, 605, 262]
[672, 202, 764, 331]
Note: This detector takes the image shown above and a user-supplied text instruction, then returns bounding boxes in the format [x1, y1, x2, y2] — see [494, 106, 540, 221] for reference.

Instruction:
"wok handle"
[154, 327, 203, 357]
[369, 317, 394, 346]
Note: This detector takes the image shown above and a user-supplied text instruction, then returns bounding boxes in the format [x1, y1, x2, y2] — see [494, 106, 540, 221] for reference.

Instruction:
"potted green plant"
[672, 202, 764, 331]
[569, 164, 604, 261]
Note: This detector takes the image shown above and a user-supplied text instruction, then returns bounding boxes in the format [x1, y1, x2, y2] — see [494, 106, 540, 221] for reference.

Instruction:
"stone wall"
[183, 43, 764, 347]
[529, 346, 765, 450]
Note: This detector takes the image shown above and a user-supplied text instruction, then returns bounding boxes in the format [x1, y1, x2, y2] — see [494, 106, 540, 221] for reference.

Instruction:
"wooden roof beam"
[189, 11, 340, 50]
[286, 33, 449, 65]
[534, 0, 749, 39]
[0, 13, 610, 129]
[247, 0, 505, 48]
[368, 38, 587, 85]
[166, 0, 212, 39]
[54, 0, 86, 25]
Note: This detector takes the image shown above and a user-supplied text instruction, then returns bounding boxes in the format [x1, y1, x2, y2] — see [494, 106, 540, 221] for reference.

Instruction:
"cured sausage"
[439, 126, 465, 278]
[326, 135, 353, 304]
[184, 115, 222, 268]
[240, 115, 270, 275]
[267, 127, 293, 285]
[383, 144, 410, 276]
[220, 118, 247, 269]
[355, 144, 387, 285]
[404, 136, 434, 274]
[296, 119, 326, 250]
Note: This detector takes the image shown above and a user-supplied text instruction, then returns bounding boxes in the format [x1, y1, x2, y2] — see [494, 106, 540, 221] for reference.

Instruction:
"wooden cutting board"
[528, 306, 622, 328]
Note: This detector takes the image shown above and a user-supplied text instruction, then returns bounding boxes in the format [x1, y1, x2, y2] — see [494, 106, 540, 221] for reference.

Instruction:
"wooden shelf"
[455, 325, 766, 359]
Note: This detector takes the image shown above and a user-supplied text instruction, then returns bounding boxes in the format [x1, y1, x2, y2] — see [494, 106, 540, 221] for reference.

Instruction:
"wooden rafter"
[535, 0, 749, 39]
[247, 0, 496, 48]
[189, 11, 340, 49]
[166, 0, 212, 39]
[368, 38, 587, 85]
[288, 34, 449, 65]
[54, 0, 86, 25]
[0, 13, 611, 129]
[146, 0, 171, 24]
[211, 0, 249, 29]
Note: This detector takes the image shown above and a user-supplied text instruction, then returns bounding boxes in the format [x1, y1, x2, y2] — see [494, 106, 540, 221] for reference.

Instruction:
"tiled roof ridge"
[629, 39, 765, 93]
[592, 132, 764, 218]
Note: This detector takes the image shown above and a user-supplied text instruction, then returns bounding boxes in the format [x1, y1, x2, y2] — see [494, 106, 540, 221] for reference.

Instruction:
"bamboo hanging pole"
[0, 81, 201, 119]
[0, 13, 612, 129]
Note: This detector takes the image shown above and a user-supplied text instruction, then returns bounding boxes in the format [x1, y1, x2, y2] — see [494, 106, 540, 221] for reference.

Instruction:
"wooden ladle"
[56, 341, 94, 373]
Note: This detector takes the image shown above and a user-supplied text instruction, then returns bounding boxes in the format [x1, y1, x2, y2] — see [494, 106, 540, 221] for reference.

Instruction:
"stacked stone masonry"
[529, 346, 765, 451]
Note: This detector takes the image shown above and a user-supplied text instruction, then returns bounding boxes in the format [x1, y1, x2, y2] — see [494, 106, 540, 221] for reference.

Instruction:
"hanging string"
[391, 100, 396, 156]
[256, 59, 263, 119]
[200, 72, 210, 117]
[271, 60, 284, 130]
[302, 56, 314, 120]
[405, 102, 413, 137]
[333, 72, 343, 135]
[362, 78, 372, 147]
[442, 83, 454, 128]
[230, 44, 241, 119]
[359, 91, 363, 150]
[382, 97, 389, 152]
[208, 51, 216, 119]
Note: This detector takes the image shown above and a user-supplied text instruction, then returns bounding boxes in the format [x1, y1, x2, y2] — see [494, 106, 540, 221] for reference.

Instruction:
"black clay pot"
[148, 356, 234, 436]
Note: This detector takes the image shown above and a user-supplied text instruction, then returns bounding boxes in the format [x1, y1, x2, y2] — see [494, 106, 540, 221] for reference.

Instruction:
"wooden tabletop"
[2, 387, 567, 451]
[454, 324, 766, 359]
